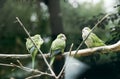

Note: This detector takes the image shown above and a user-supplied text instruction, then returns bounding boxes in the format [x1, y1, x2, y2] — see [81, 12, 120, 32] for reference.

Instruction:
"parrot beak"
[61, 34, 66, 40]
[61, 36, 66, 40]
[82, 28, 85, 34]
[64, 36, 67, 40]
[65, 37, 67, 40]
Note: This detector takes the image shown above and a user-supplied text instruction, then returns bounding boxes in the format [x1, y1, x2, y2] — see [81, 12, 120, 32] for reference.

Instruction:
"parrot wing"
[50, 49, 62, 57]
[50, 39, 65, 56]
[90, 33, 105, 46]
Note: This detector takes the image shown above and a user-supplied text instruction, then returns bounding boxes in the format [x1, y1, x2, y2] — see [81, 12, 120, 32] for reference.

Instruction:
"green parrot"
[82, 27, 105, 48]
[26, 34, 44, 69]
[82, 27, 109, 64]
[82, 27, 118, 64]
[50, 33, 66, 67]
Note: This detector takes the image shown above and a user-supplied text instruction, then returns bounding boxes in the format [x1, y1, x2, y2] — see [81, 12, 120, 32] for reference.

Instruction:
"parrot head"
[26, 34, 44, 49]
[57, 33, 66, 40]
[82, 27, 91, 38]
[82, 27, 91, 34]
[33, 34, 44, 45]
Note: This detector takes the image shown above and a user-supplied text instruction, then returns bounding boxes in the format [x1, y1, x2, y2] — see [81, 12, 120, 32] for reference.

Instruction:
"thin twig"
[16, 17, 56, 77]
[26, 74, 42, 79]
[57, 43, 74, 79]
[74, 14, 110, 57]
[0, 63, 54, 77]
[17, 60, 24, 67]
[69, 43, 74, 56]
[0, 54, 49, 59]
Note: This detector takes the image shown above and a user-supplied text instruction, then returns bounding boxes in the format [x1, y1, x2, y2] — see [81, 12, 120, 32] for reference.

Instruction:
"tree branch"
[16, 17, 56, 76]
[0, 54, 49, 59]
[0, 63, 54, 78]
[69, 40, 120, 57]
[0, 41, 120, 59]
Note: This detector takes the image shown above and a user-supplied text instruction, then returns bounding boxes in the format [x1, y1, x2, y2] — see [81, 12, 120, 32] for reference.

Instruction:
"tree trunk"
[47, 0, 63, 39]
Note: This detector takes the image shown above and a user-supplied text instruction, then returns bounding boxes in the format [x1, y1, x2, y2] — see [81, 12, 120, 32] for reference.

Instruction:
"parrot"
[82, 27, 117, 63]
[82, 27, 107, 64]
[26, 34, 44, 69]
[49, 33, 66, 75]
[82, 27, 105, 48]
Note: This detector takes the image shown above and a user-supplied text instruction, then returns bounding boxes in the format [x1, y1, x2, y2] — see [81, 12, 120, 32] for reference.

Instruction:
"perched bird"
[50, 33, 66, 75]
[26, 34, 44, 69]
[82, 27, 108, 64]
[82, 27, 105, 48]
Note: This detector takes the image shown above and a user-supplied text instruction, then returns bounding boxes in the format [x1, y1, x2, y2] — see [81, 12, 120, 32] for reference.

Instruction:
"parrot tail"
[46, 57, 55, 72]
[32, 57, 35, 69]
[50, 57, 55, 67]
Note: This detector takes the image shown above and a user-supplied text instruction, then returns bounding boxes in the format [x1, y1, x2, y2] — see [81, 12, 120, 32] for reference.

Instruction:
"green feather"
[82, 27, 105, 48]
